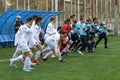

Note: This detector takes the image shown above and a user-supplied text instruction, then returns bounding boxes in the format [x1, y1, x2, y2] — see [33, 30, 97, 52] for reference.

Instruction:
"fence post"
[114, 0, 118, 35]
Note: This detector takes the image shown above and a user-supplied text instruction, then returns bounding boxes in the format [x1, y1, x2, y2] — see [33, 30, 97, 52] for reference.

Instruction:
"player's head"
[57, 26, 62, 32]
[33, 15, 39, 20]
[64, 18, 70, 24]
[93, 17, 98, 23]
[50, 17, 56, 23]
[35, 16, 43, 25]
[100, 23, 104, 28]
[26, 17, 33, 26]
[72, 24, 76, 29]
[86, 18, 91, 24]
[60, 30, 66, 37]
[80, 16, 84, 23]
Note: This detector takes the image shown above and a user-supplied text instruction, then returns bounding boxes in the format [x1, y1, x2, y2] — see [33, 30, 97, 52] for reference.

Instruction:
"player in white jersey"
[10, 18, 34, 72]
[44, 17, 57, 40]
[28, 16, 43, 52]
[12, 25, 24, 59]
[34, 26, 64, 62]
[11, 16, 37, 67]
[29, 15, 38, 52]
[43, 31, 63, 62]
[33, 17, 57, 64]
[28, 16, 43, 64]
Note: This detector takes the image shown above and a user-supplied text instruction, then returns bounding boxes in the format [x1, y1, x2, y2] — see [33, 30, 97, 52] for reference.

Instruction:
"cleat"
[59, 59, 66, 62]
[33, 59, 40, 65]
[105, 47, 109, 49]
[29, 67, 34, 70]
[78, 50, 84, 55]
[10, 59, 14, 67]
[42, 58, 48, 62]
[12, 64, 18, 68]
[10, 59, 17, 67]
[23, 68, 31, 72]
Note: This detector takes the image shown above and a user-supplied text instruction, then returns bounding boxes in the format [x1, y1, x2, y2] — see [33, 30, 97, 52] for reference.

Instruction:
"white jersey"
[14, 25, 23, 46]
[45, 22, 57, 40]
[46, 22, 57, 35]
[28, 22, 41, 48]
[32, 24, 41, 44]
[15, 24, 32, 46]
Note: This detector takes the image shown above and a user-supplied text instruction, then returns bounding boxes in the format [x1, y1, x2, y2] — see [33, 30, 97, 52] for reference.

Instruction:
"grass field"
[0, 36, 120, 80]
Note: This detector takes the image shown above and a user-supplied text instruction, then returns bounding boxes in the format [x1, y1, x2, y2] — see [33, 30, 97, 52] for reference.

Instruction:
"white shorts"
[29, 40, 36, 49]
[19, 45, 31, 53]
[28, 39, 41, 49]
[45, 37, 56, 49]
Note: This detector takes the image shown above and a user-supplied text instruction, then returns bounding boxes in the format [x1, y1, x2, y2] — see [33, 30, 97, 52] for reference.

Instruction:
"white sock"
[30, 52, 33, 57]
[55, 49, 62, 61]
[13, 55, 23, 62]
[12, 48, 21, 58]
[63, 47, 67, 53]
[24, 57, 30, 69]
[29, 58, 33, 66]
[42, 47, 51, 53]
[29, 52, 33, 65]
[66, 44, 70, 51]
[43, 51, 53, 59]
[61, 49, 64, 54]
[34, 51, 41, 60]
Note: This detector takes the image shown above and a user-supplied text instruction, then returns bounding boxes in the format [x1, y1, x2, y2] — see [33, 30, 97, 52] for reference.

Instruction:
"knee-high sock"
[24, 57, 30, 69]
[42, 47, 51, 53]
[66, 44, 70, 51]
[56, 49, 62, 61]
[61, 47, 67, 53]
[13, 55, 23, 62]
[30, 52, 33, 57]
[29, 52, 33, 65]
[43, 51, 53, 59]
[34, 51, 41, 59]
[12, 48, 21, 58]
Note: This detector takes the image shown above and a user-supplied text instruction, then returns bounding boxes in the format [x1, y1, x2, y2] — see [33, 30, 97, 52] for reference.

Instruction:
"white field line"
[0, 41, 120, 62]
[1, 54, 120, 63]
[0, 59, 10, 62]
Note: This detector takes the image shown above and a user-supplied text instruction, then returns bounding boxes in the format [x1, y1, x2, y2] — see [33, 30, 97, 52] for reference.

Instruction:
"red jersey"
[63, 23, 70, 36]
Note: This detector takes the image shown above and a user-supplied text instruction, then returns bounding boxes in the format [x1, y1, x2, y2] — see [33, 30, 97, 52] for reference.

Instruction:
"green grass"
[0, 36, 120, 80]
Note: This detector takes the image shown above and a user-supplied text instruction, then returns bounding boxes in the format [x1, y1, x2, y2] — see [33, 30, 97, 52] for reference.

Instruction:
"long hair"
[35, 16, 43, 25]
